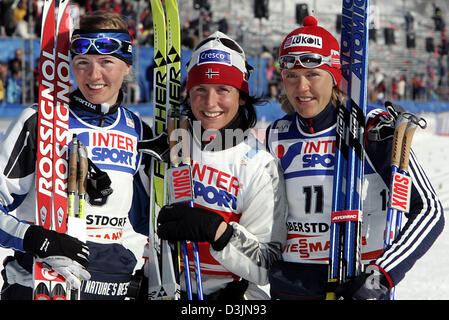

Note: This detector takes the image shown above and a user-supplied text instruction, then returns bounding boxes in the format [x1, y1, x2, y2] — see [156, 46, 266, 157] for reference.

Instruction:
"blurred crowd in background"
[1, 0, 448, 105]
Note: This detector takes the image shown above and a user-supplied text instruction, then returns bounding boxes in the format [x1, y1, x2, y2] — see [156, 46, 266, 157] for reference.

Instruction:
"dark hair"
[238, 91, 260, 129]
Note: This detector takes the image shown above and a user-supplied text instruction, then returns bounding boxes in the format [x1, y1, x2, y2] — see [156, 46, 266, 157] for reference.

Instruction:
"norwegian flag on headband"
[186, 63, 249, 94]
[205, 68, 220, 79]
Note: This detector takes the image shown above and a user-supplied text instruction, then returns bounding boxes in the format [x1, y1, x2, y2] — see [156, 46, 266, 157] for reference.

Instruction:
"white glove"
[38, 256, 91, 290]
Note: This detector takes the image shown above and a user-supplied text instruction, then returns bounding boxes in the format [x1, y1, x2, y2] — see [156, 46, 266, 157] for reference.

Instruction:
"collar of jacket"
[70, 89, 123, 115]
[296, 101, 337, 133]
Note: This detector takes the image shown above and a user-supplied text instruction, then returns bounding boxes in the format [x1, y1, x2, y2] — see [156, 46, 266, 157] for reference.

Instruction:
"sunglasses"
[70, 37, 131, 55]
[279, 53, 334, 69]
[195, 36, 244, 54]
[188, 35, 253, 75]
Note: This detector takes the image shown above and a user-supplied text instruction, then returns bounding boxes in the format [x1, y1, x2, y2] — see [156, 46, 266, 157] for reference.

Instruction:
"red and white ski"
[52, 0, 71, 235]
[34, 0, 72, 300]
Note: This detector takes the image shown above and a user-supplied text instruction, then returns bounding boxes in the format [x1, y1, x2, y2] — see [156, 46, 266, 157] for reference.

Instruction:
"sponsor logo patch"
[198, 49, 231, 65]
[284, 34, 323, 49]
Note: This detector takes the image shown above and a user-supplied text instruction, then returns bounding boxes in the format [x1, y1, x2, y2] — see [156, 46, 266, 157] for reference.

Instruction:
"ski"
[165, 0, 194, 300]
[34, 0, 72, 300]
[34, 0, 61, 300]
[145, 0, 180, 300]
[327, 0, 369, 299]
[52, 0, 71, 235]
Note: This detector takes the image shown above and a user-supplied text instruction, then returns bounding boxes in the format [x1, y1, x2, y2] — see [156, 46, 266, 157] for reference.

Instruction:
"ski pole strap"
[86, 158, 113, 205]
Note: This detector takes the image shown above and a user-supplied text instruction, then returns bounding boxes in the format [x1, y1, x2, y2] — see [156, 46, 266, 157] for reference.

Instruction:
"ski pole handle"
[385, 112, 410, 247]
[77, 141, 89, 220]
[399, 115, 426, 172]
[68, 140, 88, 244]
[68, 135, 79, 218]
[390, 113, 409, 168]
[180, 111, 191, 166]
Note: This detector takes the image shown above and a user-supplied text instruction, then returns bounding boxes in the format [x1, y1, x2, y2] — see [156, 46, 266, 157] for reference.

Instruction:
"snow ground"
[395, 129, 449, 300]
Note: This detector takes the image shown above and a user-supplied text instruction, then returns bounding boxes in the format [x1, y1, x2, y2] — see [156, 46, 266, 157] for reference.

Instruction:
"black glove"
[127, 268, 148, 300]
[335, 264, 392, 300]
[23, 225, 89, 269]
[157, 205, 233, 251]
[137, 131, 170, 163]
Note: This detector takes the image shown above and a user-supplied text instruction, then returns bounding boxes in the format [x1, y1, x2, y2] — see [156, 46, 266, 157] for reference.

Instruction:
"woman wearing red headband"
[147, 31, 288, 300]
[266, 16, 443, 300]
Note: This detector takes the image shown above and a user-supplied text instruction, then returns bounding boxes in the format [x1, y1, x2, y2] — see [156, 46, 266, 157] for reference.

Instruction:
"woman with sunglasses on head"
[266, 16, 444, 300]
[133, 31, 287, 300]
[0, 11, 153, 300]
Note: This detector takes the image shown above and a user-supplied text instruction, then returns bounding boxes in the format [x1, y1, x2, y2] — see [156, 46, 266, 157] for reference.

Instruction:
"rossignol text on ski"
[34, 0, 71, 300]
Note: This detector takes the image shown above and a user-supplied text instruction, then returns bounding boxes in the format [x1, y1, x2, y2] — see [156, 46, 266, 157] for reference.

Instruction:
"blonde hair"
[279, 86, 347, 115]
[79, 11, 128, 30]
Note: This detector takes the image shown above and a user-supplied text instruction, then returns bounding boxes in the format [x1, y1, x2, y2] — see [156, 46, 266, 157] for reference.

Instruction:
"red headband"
[186, 32, 251, 94]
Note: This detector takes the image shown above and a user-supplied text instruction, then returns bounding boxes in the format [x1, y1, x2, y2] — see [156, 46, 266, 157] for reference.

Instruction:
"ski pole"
[180, 112, 204, 300]
[385, 113, 426, 247]
[384, 112, 410, 249]
[65, 135, 89, 300]
[167, 110, 204, 300]
[68, 135, 79, 222]
[76, 140, 89, 300]
[167, 110, 192, 300]
[77, 141, 88, 221]
[384, 112, 426, 300]
[67, 135, 80, 300]
[382, 112, 410, 301]
[67, 137, 89, 300]
[394, 115, 427, 236]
